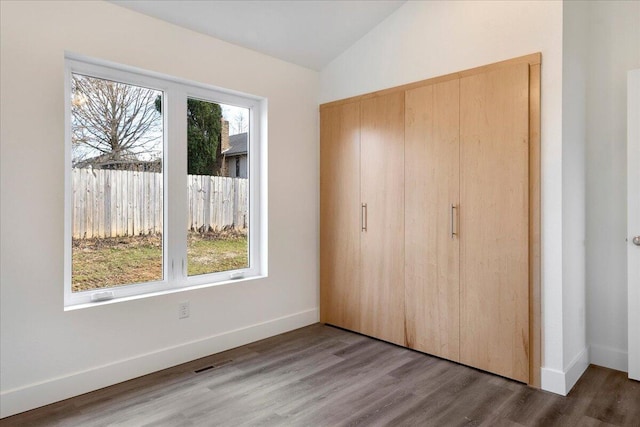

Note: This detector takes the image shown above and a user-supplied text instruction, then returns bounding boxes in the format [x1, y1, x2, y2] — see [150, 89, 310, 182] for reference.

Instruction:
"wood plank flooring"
[1, 324, 639, 426]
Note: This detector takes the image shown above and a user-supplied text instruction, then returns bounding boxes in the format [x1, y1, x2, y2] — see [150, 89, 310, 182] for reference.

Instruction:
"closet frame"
[319, 53, 541, 387]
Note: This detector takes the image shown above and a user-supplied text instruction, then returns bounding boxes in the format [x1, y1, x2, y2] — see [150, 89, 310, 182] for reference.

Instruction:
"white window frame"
[64, 53, 267, 309]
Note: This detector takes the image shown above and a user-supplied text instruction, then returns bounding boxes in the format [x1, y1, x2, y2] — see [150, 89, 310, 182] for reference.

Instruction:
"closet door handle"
[362, 203, 368, 232]
[450, 204, 457, 239]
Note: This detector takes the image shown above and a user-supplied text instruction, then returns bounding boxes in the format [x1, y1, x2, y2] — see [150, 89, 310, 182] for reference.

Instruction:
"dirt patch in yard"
[72, 231, 248, 293]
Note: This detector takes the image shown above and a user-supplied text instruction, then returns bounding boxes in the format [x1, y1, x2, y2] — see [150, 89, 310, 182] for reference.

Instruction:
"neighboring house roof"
[223, 132, 247, 156]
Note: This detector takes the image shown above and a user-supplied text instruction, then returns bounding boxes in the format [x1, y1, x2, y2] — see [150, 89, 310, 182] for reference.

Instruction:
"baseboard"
[0, 308, 319, 419]
[589, 344, 628, 372]
[541, 366, 567, 395]
[565, 347, 590, 392]
[541, 346, 589, 396]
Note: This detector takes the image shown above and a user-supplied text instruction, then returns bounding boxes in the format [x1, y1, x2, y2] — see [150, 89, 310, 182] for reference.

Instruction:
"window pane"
[71, 74, 164, 292]
[187, 99, 249, 276]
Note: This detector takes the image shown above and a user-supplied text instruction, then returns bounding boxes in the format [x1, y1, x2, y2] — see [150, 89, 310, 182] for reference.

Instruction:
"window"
[64, 55, 265, 308]
[186, 98, 249, 277]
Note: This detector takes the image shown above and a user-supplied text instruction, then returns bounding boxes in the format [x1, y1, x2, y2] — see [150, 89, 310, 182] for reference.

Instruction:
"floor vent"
[194, 359, 233, 374]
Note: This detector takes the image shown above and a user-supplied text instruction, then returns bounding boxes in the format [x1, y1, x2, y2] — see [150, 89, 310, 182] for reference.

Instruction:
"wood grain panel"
[320, 102, 361, 331]
[404, 79, 460, 361]
[459, 63, 530, 382]
[529, 63, 541, 388]
[360, 91, 405, 345]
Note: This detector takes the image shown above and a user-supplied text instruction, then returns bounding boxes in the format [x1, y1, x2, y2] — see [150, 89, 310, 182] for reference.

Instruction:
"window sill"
[64, 274, 267, 311]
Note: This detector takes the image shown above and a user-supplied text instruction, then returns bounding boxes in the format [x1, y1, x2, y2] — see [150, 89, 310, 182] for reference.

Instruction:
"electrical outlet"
[178, 301, 190, 319]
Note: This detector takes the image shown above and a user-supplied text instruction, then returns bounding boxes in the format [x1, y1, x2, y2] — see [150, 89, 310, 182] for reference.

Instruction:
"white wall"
[561, 0, 589, 388]
[586, 1, 640, 372]
[0, 0, 319, 418]
[320, 0, 572, 394]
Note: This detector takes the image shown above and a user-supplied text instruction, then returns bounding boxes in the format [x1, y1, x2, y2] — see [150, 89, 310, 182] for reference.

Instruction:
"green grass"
[72, 233, 248, 292]
[187, 237, 248, 276]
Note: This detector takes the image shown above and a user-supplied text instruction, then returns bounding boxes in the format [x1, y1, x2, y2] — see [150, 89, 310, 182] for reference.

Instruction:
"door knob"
[633, 236, 640, 246]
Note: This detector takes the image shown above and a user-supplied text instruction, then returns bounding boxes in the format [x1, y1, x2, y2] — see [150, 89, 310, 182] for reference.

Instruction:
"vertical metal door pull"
[451, 204, 457, 238]
[362, 203, 368, 232]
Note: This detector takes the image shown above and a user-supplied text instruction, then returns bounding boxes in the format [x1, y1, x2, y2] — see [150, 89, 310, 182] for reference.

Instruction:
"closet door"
[405, 80, 460, 361]
[459, 63, 530, 382]
[360, 92, 405, 345]
[320, 102, 361, 331]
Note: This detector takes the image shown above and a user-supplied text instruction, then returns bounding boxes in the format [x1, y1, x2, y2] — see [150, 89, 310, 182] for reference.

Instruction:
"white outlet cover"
[178, 302, 190, 319]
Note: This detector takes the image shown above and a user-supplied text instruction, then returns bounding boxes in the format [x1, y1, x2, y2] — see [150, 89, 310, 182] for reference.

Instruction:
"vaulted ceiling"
[110, 0, 406, 70]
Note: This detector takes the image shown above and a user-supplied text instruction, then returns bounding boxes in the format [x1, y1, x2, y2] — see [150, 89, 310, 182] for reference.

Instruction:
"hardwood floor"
[2, 324, 639, 426]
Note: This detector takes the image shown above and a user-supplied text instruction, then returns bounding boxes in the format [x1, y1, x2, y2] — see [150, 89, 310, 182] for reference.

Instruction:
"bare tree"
[71, 74, 162, 167]
[231, 110, 249, 135]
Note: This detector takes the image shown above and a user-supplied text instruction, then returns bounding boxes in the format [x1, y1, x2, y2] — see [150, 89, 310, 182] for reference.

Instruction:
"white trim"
[565, 347, 590, 393]
[64, 274, 267, 311]
[541, 347, 589, 395]
[628, 69, 640, 381]
[590, 343, 629, 373]
[0, 309, 319, 419]
[541, 366, 567, 395]
[63, 60, 73, 306]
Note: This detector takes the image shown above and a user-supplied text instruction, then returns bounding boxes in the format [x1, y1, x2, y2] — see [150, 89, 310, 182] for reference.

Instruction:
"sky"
[221, 104, 249, 136]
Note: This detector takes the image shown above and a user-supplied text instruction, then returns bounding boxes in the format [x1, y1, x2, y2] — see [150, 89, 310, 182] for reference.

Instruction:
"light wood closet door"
[459, 63, 530, 383]
[320, 102, 361, 331]
[360, 92, 405, 345]
[405, 80, 460, 361]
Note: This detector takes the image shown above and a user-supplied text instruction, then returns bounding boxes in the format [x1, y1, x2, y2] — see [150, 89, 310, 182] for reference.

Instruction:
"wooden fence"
[72, 168, 248, 239]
